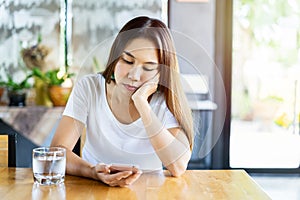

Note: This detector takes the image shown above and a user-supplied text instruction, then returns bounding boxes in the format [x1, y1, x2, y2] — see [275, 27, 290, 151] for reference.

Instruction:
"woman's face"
[114, 38, 159, 93]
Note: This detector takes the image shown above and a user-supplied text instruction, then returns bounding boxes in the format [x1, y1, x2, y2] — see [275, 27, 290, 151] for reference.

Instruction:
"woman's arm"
[133, 100, 191, 177]
[50, 116, 98, 178]
[131, 74, 191, 177]
[51, 116, 142, 186]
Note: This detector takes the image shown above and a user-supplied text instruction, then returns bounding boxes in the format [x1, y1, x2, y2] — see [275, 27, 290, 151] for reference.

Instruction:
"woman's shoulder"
[75, 73, 105, 87]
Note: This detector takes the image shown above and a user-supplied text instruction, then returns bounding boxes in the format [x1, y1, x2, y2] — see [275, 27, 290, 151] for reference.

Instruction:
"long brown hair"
[102, 16, 194, 149]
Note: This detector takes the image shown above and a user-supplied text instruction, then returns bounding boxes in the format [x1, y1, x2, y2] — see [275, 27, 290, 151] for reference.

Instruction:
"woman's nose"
[128, 66, 142, 81]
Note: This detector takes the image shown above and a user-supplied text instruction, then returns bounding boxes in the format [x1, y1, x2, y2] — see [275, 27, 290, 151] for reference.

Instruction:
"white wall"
[169, 0, 216, 94]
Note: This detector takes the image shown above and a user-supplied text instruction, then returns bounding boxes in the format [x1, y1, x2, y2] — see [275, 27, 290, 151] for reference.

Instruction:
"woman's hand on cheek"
[132, 73, 160, 104]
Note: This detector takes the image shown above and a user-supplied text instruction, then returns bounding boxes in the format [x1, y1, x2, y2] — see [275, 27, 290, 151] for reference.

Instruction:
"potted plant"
[0, 70, 33, 107]
[32, 67, 74, 106]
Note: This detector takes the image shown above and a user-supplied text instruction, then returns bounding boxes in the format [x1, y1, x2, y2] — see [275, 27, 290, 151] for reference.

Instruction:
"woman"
[51, 16, 194, 187]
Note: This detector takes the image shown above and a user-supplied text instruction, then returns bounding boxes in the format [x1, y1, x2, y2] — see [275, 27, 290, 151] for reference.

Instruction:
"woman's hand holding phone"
[94, 163, 142, 187]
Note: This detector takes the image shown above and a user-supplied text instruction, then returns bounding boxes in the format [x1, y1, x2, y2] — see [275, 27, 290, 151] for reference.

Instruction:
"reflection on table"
[0, 168, 271, 200]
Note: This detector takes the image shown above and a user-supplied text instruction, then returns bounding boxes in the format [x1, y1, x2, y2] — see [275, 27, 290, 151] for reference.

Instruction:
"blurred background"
[0, 1, 300, 198]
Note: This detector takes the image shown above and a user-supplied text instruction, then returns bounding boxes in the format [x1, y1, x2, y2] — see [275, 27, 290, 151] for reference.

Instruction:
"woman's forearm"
[54, 145, 96, 180]
[50, 117, 97, 179]
[135, 100, 191, 176]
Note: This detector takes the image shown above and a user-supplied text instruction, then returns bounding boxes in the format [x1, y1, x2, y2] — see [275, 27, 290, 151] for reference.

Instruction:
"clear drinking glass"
[32, 147, 66, 185]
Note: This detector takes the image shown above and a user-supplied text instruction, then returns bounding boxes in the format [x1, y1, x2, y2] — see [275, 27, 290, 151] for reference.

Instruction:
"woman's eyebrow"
[123, 51, 135, 58]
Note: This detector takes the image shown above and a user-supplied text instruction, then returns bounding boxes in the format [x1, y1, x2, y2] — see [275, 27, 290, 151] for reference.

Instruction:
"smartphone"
[109, 163, 140, 174]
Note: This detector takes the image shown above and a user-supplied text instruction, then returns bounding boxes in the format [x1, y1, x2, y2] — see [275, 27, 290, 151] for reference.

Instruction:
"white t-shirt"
[63, 74, 179, 171]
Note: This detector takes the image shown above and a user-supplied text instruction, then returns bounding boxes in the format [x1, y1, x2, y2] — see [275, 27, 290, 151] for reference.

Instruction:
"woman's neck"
[106, 81, 132, 105]
[106, 81, 139, 123]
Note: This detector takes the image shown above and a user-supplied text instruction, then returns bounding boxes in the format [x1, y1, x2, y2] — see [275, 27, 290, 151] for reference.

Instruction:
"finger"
[131, 166, 140, 174]
[105, 171, 133, 183]
[104, 171, 133, 186]
[115, 171, 133, 180]
[95, 163, 111, 174]
[123, 171, 142, 185]
[109, 179, 128, 187]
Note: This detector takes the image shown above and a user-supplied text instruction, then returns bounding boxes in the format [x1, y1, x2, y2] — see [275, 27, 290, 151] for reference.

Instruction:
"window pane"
[230, 0, 300, 168]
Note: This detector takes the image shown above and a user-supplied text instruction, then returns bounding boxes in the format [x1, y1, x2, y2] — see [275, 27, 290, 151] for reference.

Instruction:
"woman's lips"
[123, 84, 138, 91]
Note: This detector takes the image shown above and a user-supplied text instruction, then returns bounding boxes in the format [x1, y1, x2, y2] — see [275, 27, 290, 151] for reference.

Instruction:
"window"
[230, 0, 300, 170]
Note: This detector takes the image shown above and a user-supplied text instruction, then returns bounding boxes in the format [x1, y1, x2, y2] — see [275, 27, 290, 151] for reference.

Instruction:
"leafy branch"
[32, 67, 74, 86]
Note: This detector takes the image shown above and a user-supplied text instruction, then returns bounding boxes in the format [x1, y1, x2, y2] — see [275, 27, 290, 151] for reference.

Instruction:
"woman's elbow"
[170, 167, 186, 177]
[168, 152, 191, 177]
[167, 160, 188, 177]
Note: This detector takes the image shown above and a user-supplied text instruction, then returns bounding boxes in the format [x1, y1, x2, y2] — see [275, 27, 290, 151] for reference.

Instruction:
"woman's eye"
[143, 66, 156, 71]
[121, 58, 133, 64]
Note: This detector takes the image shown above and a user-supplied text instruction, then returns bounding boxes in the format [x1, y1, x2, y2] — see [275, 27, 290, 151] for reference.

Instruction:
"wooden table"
[0, 168, 271, 200]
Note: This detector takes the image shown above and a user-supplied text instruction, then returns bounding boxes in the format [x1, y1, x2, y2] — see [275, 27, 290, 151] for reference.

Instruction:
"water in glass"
[32, 147, 66, 185]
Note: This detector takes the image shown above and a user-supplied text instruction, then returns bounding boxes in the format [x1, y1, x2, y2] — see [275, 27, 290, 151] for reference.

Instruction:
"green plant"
[32, 67, 74, 86]
[0, 71, 33, 91]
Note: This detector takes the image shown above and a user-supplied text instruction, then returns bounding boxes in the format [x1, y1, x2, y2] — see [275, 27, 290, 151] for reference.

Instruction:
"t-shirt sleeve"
[63, 76, 91, 125]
